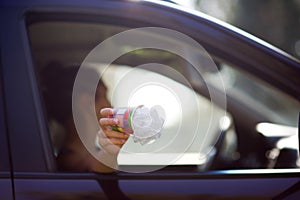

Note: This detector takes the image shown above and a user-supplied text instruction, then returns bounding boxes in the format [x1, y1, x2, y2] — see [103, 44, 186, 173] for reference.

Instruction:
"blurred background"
[172, 0, 300, 60]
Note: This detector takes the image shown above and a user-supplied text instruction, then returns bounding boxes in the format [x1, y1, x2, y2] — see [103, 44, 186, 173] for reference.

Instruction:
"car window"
[28, 20, 227, 171]
[205, 62, 300, 169]
[27, 18, 300, 173]
[208, 63, 300, 127]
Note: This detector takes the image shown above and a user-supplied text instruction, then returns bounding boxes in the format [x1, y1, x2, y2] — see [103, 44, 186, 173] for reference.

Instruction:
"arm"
[57, 108, 129, 173]
[91, 108, 129, 173]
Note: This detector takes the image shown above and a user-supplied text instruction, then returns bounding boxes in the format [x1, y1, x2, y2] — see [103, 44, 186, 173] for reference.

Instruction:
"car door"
[2, 0, 300, 200]
[0, 2, 116, 200]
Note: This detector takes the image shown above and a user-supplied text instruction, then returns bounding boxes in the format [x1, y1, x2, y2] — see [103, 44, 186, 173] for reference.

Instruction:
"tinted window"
[28, 18, 300, 172]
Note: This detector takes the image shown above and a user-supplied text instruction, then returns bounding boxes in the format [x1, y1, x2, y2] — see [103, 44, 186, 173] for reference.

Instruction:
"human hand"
[97, 108, 129, 155]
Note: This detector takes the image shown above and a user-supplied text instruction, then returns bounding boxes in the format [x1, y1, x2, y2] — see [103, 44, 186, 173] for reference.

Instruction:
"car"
[1, 0, 300, 199]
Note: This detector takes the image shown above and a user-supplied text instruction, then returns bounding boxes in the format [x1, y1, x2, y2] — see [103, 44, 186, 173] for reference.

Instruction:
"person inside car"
[41, 61, 129, 173]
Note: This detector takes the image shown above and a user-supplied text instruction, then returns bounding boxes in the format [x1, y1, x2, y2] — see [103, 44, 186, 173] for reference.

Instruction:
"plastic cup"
[110, 105, 143, 134]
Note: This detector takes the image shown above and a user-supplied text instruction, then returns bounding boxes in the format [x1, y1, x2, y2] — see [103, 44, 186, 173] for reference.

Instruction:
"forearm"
[88, 149, 119, 173]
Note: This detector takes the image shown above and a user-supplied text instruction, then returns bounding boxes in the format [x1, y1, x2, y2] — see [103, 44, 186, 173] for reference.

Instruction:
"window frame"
[21, 1, 300, 174]
[0, 50, 11, 172]
[0, 45, 14, 200]
[1, 7, 56, 173]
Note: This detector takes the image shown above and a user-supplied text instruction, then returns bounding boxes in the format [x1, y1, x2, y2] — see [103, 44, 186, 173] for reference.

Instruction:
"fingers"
[98, 128, 128, 142]
[99, 118, 119, 127]
[103, 128, 129, 140]
[98, 107, 129, 154]
[99, 108, 118, 128]
[97, 129, 129, 154]
[100, 108, 114, 117]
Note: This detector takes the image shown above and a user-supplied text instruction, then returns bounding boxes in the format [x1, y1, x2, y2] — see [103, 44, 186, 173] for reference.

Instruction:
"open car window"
[28, 17, 300, 173]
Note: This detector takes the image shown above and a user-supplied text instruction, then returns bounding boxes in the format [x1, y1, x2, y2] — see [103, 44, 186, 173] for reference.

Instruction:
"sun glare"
[128, 83, 181, 128]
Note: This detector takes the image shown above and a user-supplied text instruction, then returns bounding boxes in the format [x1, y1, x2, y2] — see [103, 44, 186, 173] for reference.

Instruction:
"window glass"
[205, 63, 300, 169]
[207, 63, 299, 127]
[28, 19, 300, 172]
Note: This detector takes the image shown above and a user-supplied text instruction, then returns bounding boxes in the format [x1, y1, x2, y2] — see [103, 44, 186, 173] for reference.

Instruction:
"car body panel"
[0, 8, 55, 172]
[1, 0, 300, 199]
[12, 171, 300, 199]
[0, 178, 14, 200]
